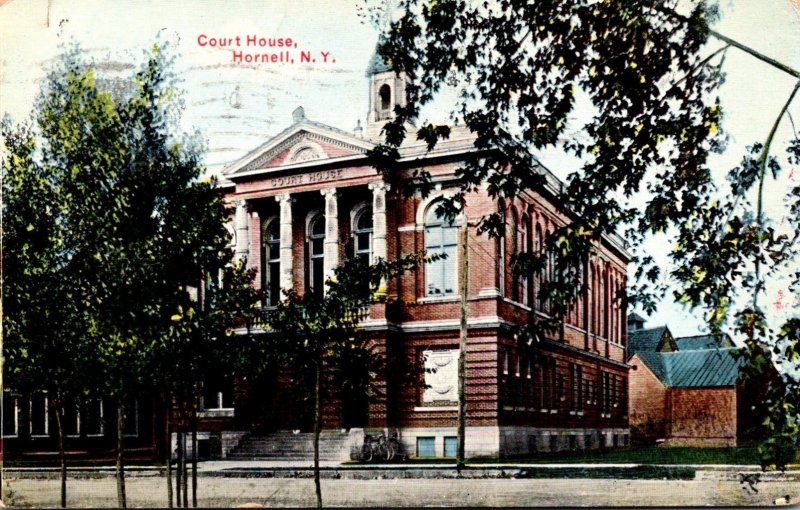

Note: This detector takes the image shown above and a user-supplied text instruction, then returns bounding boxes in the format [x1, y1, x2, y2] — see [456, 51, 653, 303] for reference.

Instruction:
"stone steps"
[227, 431, 354, 461]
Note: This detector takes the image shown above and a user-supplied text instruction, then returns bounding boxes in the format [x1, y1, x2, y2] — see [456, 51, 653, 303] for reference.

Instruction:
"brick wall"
[666, 387, 737, 447]
[628, 354, 667, 444]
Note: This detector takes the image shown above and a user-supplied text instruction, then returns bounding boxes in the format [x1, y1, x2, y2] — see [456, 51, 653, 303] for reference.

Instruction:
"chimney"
[353, 119, 363, 138]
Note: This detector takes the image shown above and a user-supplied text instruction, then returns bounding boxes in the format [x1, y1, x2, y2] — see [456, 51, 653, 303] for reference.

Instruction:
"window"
[2, 391, 19, 438]
[570, 363, 583, 413]
[202, 379, 235, 410]
[541, 360, 550, 409]
[83, 398, 104, 437]
[502, 348, 511, 376]
[30, 392, 48, 437]
[352, 206, 373, 263]
[602, 372, 612, 415]
[417, 436, 436, 457]
[444, 437, 458, 458]
[124, 399, 139, 437]
[517, 214, 530, 305]
[424, 204, 458, 296]
[262, 217, 280, 307]
[535, 224, 544, 311]
[308, 213, 325, 298]
[556, 373, 566, 404]
[379, 84, 391, 111]
[63, 399, 80, 437]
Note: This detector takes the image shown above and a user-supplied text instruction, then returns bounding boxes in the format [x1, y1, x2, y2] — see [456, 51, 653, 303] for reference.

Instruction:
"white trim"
[2, 391, 19, 438]
[396, 224, 423, 232]
[413, 406, 458, 412]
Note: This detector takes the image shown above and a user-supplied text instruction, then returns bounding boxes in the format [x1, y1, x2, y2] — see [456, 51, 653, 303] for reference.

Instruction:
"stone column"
[369, 181, 390, 295]
[321, 188, 340, 292]
[234, 199, 250, 262]
[276, 193, 294, 297]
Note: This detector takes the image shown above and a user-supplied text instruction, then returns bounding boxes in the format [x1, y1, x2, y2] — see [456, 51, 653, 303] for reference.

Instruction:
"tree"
[154, 260, 261, 508]
[365, 0, 800, 467]
[1, 119, 100, 508]
[262, 254, 422, 508]
[3, 40, 252, 508]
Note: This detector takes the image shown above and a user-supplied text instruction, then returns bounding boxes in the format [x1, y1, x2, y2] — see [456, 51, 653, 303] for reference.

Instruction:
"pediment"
[225, 122, 374, 175]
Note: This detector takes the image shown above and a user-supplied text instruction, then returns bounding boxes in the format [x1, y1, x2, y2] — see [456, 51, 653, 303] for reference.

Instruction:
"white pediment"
[224, 121, 375, 176]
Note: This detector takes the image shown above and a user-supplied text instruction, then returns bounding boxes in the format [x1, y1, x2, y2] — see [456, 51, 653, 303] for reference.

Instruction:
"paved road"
[3, 474, 798, 507]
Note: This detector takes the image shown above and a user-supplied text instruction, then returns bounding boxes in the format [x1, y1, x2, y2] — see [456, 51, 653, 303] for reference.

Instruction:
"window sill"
[414, 406, 457, 412]
[199, 409, 234, 418]
[418, 296, 459, 304]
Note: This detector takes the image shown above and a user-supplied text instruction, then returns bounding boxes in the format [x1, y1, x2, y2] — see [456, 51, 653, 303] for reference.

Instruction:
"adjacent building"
[626, 314, 756, 447]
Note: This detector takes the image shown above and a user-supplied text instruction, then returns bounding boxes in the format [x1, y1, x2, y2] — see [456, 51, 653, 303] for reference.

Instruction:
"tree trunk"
[182, 430, 188, 508]
[166, 400, 174, 509]
[457, 219, 469, 476]
[116, 399, 127, 509]
[313, 358, 322, 509]
[191, 401, 198, 508]
[176, 430, 183, 508]
[51, 397, 67, 508]
[167, 451, 174, 509]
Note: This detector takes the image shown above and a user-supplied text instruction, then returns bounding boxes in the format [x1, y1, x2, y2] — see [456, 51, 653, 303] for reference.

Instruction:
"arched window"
[379, 84, 391, 111]
[535, 223, 543, 311]
[262, 218, 280, 307]
[518, 214, 530, 306]
[353, 206, 373, 263]
[308, 213, 325, 298]
[424, 203, 458, 296]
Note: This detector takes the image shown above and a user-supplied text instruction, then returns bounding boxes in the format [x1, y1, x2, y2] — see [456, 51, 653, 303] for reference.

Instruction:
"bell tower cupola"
[363, 43, 409, 140]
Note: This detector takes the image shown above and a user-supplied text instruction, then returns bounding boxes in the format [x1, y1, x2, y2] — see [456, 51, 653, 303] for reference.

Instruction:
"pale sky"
[1, 0, 798, 340]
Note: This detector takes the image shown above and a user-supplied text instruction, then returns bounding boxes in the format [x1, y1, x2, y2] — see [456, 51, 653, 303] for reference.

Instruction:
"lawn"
[491, 445, 765, 465]
[387, 445, 789, 466]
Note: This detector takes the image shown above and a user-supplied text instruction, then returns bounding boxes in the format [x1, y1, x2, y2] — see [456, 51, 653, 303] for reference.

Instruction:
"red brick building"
[209, 53, 631, 458]
[629, 348, 742, 447]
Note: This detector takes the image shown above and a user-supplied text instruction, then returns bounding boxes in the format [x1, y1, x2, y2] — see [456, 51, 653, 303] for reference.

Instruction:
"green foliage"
[365, 0, 800, 467]
[2, 41, 255, 480]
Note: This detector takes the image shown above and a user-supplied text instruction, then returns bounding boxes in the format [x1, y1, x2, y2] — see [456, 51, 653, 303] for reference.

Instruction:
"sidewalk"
[4, 459, 800, 481]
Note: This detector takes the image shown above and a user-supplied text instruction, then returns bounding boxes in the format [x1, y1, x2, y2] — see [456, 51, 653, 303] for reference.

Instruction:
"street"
[2, 473, 798, 507]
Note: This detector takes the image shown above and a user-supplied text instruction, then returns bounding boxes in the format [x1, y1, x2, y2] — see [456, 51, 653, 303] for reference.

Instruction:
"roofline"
[222, 129, 632, 262]
[628, 353, 668, 386]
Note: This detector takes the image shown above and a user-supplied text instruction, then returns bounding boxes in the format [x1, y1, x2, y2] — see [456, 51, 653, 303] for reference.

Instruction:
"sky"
[1, 0, 799, 339]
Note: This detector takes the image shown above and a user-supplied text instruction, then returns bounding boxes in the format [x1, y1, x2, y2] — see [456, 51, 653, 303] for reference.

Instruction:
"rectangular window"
[83, 398, 104, 437]
[30, 392, 49, 437]
[444, 436, 458, 458]
[417, 437, 436, 457]
[2, 392, 19, 438]
[556, 373, 565, 405]
[602, 372, 612, 415]
[203, 378, 235, 410]
[541, 361, 550, 409]
[124, 399, 139, 437]
[63, 400, 80, 437]
[570, 363, 583, 412]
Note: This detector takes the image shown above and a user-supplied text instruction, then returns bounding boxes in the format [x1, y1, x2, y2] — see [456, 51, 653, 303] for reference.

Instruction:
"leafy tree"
[155, 260, 261, 508]
[365, 0, 800, 467]
[3, 40, 254, 508]
[1, 119, 100, 508]
[263, 254, 422, 508]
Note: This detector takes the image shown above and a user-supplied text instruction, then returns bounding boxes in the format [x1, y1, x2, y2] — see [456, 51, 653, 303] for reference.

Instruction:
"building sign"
[268, 168, 343, 189]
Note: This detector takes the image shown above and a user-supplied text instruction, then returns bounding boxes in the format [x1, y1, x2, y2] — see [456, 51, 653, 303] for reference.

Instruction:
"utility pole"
[457, 216, 469, 475]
